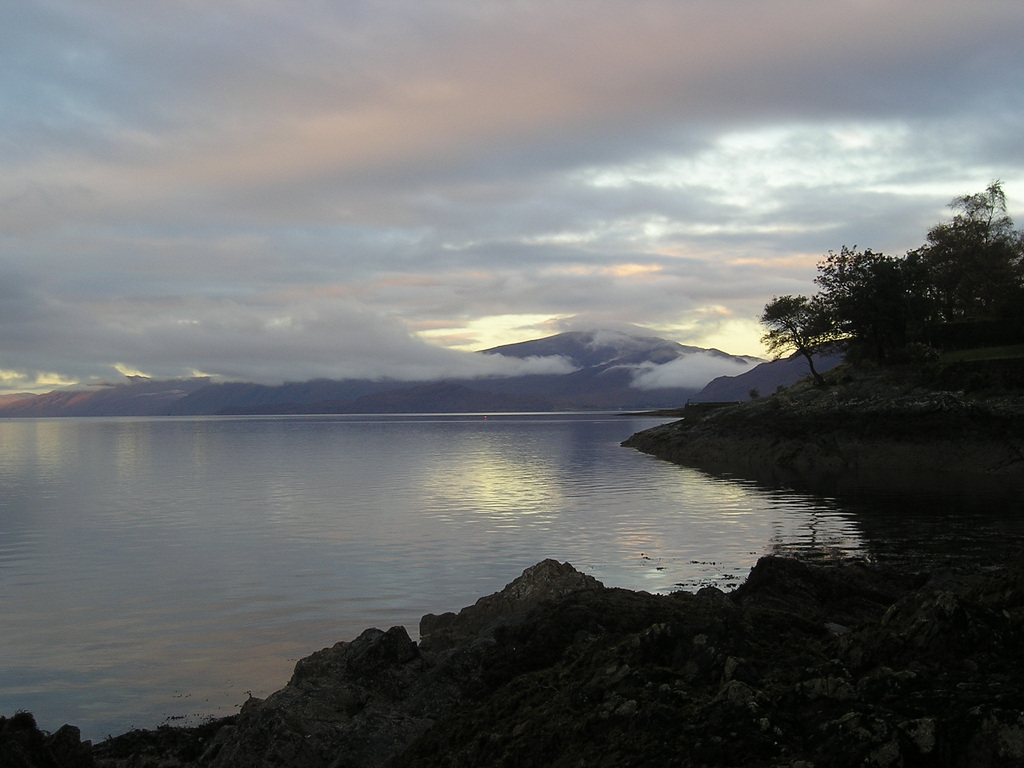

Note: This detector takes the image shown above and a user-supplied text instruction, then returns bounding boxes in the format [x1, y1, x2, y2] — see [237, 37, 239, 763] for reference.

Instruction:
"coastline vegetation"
[627, 181, 1024, 499]
[761, 181, 1024, 381]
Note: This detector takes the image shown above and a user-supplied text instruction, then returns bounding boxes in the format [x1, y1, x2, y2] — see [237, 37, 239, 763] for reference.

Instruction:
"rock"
[0, 712, 94, 768]
[73, 554, 1024, 767]
[199, 626, 433, 768]
[387, 556, 1024, 768]
[418, 558, 603, 653]
[93, 559, 610, 768]
[92, 718, 236, 768]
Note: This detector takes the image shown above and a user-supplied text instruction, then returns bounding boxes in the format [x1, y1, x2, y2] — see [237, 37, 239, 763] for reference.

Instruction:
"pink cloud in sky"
[1, 2, 1022, 390]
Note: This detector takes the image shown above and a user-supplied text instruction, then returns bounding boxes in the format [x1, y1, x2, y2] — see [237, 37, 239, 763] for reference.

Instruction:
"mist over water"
[0, 414, 1020, 740]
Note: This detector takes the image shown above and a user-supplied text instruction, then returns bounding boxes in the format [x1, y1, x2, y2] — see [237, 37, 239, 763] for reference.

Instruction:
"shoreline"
[5, 552, 1024, 767]
[622, 376, 1024, 499]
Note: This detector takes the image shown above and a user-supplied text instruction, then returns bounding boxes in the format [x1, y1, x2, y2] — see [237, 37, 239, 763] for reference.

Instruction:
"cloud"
[630, 353, 760, 391]
[478, 354, 579, 376]
[1, 2, 1023, 391]
[0, 272, 581, 388]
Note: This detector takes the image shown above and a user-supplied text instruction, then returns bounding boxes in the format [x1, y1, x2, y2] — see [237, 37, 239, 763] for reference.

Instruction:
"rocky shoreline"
[3, 554, 1024, 768]
[623, 373, 1024, 497]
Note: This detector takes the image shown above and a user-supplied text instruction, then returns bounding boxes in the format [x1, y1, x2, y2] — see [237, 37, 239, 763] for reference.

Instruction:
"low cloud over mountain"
[0, 329, 764, 416]
[483, 329, 761, 392]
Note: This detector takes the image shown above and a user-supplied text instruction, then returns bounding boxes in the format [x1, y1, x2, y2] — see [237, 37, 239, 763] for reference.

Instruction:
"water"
[0, 413, 1020, 740]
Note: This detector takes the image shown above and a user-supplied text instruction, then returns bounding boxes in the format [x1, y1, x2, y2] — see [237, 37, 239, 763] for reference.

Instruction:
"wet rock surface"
[10, 555, 1024, 767]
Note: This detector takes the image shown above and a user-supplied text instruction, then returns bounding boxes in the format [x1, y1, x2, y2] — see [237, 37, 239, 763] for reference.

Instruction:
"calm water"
[0, 413, 1021, 740]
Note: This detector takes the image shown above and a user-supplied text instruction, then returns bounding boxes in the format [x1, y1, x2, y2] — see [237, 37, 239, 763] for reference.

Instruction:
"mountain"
[0, 377, 212, 417]
[690, 350, 846, 402]
[481, 329, 700, 368]
[311, 382, 555, 414]
[0, 393, 35, 407]
[163, 379, 399, 416]
[476, 330, 762, 408]
[0, 330, 763, 416]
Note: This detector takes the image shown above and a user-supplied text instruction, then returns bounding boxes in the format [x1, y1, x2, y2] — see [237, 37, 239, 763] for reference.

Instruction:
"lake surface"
[1, 413, 1021, 740]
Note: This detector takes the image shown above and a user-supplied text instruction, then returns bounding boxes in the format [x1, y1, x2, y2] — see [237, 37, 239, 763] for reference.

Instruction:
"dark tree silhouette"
[912, 181, 1024, 323]
[814, 247, 919, 363]
[760, 294, 834, 385]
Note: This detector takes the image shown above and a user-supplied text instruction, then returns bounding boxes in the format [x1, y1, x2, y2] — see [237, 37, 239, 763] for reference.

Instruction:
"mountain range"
[0, 330, 835, 417]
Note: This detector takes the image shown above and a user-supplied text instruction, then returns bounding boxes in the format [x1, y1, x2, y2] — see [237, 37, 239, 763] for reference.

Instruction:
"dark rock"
[388, 557, 1024, 768]
[733, 554, 911, 625]
[103, 559, 608, 768]
[418, 558, 603, 653]
[91, 718, 231, 767]
[73, 554, 1024, 767]
[0, 712, 94, 768]
[196, 626, 432, 768]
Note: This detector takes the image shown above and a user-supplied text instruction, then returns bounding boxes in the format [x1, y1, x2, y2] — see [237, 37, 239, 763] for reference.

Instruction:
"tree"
[760, 181, 1023, 376]
[814, 246, 919, 363]
[759, 295, 835, 385]
[913, 180, 1024, 323]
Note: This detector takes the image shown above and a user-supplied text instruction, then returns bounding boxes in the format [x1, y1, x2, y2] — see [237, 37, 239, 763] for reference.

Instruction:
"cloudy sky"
[2, 1, 1022, 392]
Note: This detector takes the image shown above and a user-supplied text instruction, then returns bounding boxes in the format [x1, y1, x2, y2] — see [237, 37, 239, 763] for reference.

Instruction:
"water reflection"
[689, 462, 1024, 574]
[1, 414, 1019, 741]
[0, 419, 69, 485]
[418, 427, 562, 529]
[832, 488, 1024, 573]
[766, 509, 866, 562]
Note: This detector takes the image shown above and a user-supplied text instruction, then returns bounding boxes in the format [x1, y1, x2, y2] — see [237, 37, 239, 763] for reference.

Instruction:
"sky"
[2, 1, 1023, 393]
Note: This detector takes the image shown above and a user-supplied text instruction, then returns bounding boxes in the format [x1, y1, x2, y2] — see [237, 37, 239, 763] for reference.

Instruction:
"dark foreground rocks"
[10, 555, 1024, 767]
[0, 712, 94, 768]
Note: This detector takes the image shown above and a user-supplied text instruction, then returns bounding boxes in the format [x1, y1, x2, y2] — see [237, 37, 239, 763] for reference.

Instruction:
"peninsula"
[623, 362, 1024, 498]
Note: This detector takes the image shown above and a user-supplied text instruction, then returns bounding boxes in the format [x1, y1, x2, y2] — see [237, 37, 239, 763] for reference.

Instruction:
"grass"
[939, 344, 1024, 363]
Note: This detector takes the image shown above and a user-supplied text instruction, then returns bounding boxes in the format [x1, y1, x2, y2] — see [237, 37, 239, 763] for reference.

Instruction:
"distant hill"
[691, 351, 846, 402]
[0, 377, 212, 417]
[313, 382, 555, 415]
[163, 379, 399, 416]
[0, 393, 35, 407]
[0, 329, 763, 416]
